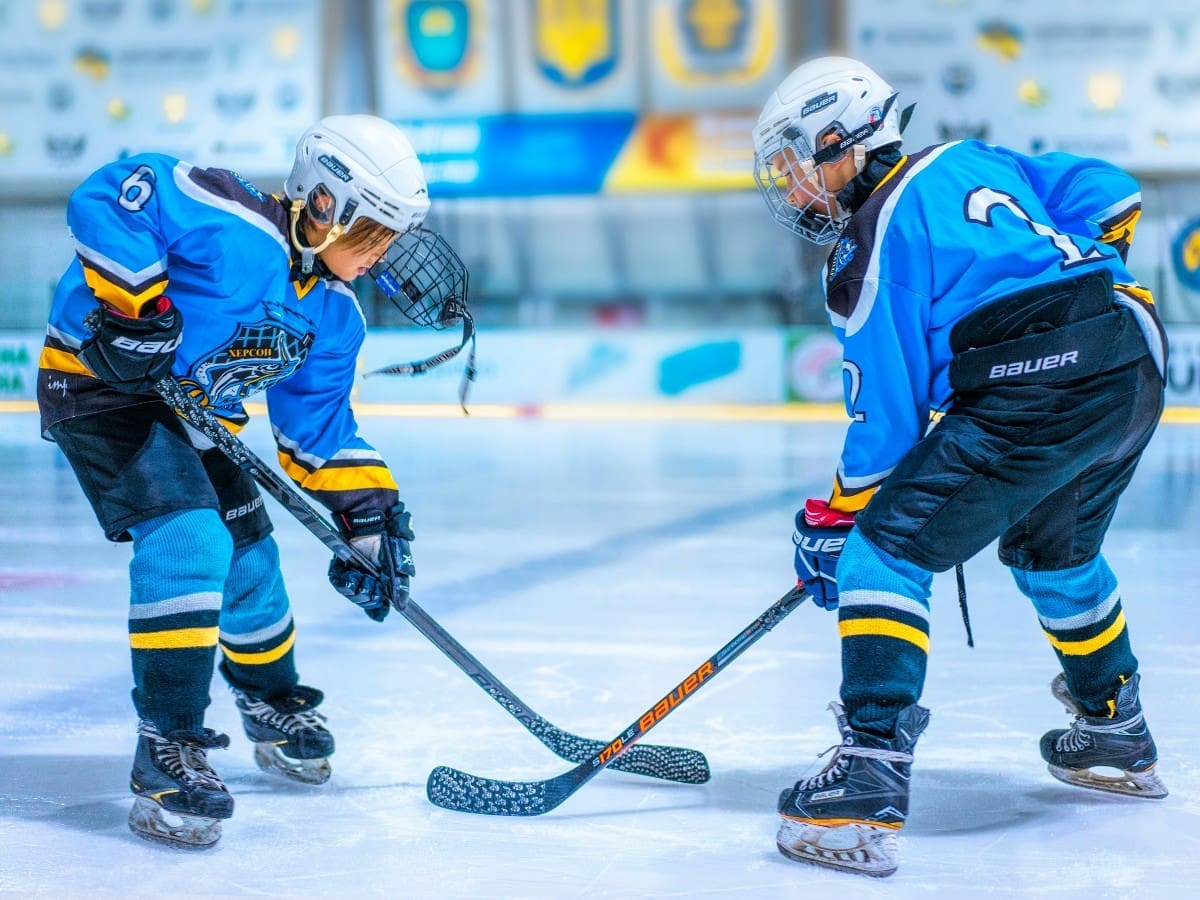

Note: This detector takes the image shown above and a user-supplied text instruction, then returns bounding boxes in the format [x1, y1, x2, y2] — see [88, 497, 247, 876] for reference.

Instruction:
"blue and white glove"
[329, 503, 415, 621]
[793, 498, 855, 611]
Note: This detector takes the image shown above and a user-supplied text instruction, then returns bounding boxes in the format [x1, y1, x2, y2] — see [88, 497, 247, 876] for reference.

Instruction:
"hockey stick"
[153, 376, 709, 785]
[426, 584, 808, 816]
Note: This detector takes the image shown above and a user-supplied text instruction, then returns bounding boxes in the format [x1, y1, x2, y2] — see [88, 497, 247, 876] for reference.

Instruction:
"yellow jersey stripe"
[39, 346, 94, 377]
[279, 454, 398, 494]
[220, 629, 296, 665]
[839, 617, 930, 653]
[81, 267, 168, 317]
[1044, 611, 1126, 656]
[130, 626, 219, 650]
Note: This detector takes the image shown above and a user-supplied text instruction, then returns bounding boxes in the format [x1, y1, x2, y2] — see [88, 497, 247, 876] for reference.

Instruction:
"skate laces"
[236, 693, 327, 735]
[1055, 709, 1145, 752]
[139, 721, 229, 791]
[797, 702, 915, 791]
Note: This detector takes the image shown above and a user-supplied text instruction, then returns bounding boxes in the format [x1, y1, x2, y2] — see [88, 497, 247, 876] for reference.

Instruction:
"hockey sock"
[837, 531, 934, 736]
[1013, 557, 1138, 716]
[217, 535, 299, 700]
[128, 509, 232, 733]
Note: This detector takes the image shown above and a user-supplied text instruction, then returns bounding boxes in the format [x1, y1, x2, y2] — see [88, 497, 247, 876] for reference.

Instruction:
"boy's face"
[316, 227, 396, 282]
[772, 134, 860, 218]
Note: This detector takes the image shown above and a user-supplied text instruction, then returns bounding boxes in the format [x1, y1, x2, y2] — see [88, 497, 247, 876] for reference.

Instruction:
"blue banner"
[398, 112, 637, 197]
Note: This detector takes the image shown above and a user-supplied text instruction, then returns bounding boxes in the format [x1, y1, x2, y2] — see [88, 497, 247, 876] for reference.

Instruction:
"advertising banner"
[372, 0, 506, 119]
[509, 0, 639, 112]
[0, 0, 320, 189]
[644, 0, 789, 113]
[847, 0, 1200, 173]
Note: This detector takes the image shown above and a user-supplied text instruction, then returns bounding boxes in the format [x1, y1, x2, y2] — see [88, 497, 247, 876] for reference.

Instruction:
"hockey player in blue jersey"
[38, 115, 469, 849]
[752, 58, 1169, 877]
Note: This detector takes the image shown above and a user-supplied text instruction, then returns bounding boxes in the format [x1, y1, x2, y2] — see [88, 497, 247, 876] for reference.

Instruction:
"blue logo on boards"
[829, 237, 857, 279]
[658, 341, 740, 395]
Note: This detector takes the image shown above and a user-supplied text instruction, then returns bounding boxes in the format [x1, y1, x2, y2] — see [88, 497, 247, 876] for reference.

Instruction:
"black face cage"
[366, 227, 477, 413]
[370, 227, 469, 330]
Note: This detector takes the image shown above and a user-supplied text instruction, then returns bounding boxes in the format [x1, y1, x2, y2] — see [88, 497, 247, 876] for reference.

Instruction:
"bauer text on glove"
[78, 297, 182, 394]
[328, 502, 416, 621]
[793, 498, 855, 610]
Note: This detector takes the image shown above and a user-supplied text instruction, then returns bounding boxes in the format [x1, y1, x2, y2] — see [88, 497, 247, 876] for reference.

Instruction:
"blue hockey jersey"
[822, 140, 1166, 513]
[38, 153, 398, 516]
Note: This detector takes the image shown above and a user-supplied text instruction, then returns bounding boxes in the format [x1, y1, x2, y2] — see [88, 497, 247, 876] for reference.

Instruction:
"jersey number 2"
[965, 187, 1106, 270]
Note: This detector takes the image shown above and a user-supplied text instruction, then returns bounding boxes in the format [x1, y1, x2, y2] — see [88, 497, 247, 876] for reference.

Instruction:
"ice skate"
[232, 684, 334, 785]
[1041, 673, 1167, 798]
[128, 720, 234, 850]
[776, 701, 929, 878]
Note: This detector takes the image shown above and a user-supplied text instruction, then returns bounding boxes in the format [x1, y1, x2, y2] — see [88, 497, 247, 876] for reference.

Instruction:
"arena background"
[2, 0, 1199, 413]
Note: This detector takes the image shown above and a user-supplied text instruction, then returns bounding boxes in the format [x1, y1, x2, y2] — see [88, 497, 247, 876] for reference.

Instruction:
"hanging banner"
[847, 0, 1200, 173]
[372, 0, 505, 119]
[510, 0, 639, 112]
[645, 0, 789, 112]
[0, 0, 320, 189]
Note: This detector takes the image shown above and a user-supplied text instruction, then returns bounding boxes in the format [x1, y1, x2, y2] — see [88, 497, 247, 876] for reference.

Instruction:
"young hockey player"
[38, 115, 468, 849]
[752, 57, 1169, 877]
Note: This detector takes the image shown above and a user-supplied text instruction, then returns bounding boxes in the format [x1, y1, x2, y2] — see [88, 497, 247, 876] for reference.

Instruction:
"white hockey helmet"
[753, 56, 901, 244]
[285, 114, 431, 270]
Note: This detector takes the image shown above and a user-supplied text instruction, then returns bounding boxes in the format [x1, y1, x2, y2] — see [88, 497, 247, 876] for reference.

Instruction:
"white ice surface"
[2, 412, 1198, 898]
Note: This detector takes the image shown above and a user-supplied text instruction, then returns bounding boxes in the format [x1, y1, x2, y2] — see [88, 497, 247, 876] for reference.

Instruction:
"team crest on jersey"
[192, 323, 314, 407]
[829, 236, 857, 280]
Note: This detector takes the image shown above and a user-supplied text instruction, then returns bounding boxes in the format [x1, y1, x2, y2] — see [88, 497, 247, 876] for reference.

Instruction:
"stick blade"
[427, 766, 556, 816]
[531, 720, 710, 784]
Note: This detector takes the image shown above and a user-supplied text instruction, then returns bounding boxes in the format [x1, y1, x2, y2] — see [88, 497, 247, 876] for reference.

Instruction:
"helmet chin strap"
[288, 198, 345, 275]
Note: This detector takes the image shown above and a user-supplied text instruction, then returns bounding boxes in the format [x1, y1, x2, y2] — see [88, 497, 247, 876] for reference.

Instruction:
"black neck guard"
[836, 144, 904, 215]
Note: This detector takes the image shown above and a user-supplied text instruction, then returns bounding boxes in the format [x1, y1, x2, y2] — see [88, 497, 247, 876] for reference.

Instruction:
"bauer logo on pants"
[989, 350, 1079, 380]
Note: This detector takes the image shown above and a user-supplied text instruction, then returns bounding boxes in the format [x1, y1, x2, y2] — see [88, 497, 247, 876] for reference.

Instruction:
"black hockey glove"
[78, 297, 182, 394]
[328, 503, 415, 622]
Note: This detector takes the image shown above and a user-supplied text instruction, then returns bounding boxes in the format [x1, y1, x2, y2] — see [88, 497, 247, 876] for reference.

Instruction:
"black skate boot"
[128, 720, 234, 850]
[776, 701, 930, 878]
[1040, 672, 1166, 798]
[232, 684, 334, 785]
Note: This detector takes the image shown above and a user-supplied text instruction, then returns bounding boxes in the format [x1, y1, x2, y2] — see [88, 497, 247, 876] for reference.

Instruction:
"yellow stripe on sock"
[130, 626, 219, 650]
[1044, 611, 1126, 656]
[839, 617, 930, 653]
[219, 629, 296, 665]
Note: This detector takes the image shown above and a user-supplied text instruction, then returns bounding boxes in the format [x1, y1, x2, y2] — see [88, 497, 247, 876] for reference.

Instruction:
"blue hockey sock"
[217, 535, 298, 700]
[837, 531, 934, 736]
[128, 509, 233, 733]
[1012, 557, 1138, 715]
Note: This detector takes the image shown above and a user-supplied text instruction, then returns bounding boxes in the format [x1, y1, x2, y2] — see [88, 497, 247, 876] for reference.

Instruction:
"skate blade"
[1047, 763, 1168, 799]
[776, 816, 899, 878]
[128, 796, 222, 850]
[253, 742, 332, 785]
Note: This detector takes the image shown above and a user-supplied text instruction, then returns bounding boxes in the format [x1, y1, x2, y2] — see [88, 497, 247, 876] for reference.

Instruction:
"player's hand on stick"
[79, 297, 182, 394]
[793, 498, 854, 610]
[329, 503, 416, 621]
